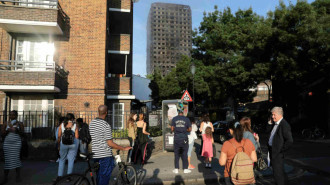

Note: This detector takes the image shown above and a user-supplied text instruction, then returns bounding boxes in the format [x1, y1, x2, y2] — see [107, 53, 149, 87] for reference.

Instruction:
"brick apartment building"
[0, 0, 135, 129]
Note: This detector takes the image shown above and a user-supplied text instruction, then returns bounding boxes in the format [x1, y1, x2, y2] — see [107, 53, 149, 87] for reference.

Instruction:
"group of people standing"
[127, 112, 150, 165]
[171, 105, 293, 185]
[1, 105, 293, 185]
[54, 113, 91, 181]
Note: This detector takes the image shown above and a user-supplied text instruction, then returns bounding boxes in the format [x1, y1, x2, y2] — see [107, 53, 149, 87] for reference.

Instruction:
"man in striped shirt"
[89, 105, 131, 185]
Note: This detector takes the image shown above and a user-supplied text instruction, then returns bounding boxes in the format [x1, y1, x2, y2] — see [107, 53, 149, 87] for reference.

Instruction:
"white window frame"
[15, 38, 54, 71]
[10, 96, 54, 129]
[112, 103, 124, 129]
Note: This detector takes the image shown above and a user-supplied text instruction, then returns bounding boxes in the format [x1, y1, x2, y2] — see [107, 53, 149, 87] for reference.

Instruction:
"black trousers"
[174, 139, 188, 169]
[268, 146, 288, 185]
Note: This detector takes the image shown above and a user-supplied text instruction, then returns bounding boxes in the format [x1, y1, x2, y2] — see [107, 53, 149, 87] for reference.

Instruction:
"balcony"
[0, 60, 68, 93]
[0, 0, 69, 35]
[106, 77, 135, 100]
[109, 0, 131, 12]
[108, 34, 131, 54]
[106, 77, 131, 95]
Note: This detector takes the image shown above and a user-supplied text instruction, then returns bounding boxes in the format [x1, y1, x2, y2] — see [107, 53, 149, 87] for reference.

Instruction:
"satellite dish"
[132, 0, 139, 3]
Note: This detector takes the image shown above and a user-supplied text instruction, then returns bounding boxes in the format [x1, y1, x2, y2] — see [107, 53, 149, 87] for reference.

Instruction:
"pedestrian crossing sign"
[181, 90, 193, 102]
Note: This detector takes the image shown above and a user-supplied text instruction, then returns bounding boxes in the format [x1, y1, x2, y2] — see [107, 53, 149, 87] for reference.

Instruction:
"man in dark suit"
[267, 107, 293, 185]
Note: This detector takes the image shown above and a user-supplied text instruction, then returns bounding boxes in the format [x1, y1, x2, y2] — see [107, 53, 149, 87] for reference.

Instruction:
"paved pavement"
[0, 139, 330, 185]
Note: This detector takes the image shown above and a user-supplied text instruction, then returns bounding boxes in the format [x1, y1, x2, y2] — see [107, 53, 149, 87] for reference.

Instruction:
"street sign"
[181, 90, 193, 102]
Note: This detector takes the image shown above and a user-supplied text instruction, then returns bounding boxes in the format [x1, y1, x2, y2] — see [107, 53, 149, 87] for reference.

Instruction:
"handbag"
[256, 142, 267, 171]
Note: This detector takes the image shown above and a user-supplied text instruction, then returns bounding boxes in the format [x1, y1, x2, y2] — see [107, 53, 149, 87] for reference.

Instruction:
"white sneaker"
[205, 163, 208, 168]
[209, 163, 212, 168]
[183, 169, 191, 174]
[173, 169, 179, 174]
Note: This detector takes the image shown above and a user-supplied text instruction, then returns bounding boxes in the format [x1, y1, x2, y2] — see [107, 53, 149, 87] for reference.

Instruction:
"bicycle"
[54, 150, 137, 185]
[302, 126, 326, 139]
[112, 150, 137, 185]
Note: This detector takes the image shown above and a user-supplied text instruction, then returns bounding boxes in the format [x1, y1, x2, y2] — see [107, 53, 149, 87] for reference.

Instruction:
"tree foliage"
[148, 0, 329, 111]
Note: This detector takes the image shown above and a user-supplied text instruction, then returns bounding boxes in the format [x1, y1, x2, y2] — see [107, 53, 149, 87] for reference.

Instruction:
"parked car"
[213, 121, 231, 143]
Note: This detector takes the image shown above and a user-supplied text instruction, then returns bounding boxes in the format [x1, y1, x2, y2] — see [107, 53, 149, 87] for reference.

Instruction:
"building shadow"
[143, 168, 163, 185]
[171, 175, 185, 185]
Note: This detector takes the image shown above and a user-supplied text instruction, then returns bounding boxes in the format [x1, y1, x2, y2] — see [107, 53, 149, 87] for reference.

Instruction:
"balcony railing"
[0, 0, 70, 35]
[0, 0, 58, 9]
[0, 60, 67, 74]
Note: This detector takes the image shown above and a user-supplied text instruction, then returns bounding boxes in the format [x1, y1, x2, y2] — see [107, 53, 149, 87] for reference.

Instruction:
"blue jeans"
[79, 140, 88, 154]
[187, 141, 194, 157]
[58, 140, 78, 176]
[94, 157, 115, 185]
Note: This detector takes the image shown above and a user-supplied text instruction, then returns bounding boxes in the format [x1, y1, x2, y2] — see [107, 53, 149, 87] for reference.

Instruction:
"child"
[202, 127, 214, 168]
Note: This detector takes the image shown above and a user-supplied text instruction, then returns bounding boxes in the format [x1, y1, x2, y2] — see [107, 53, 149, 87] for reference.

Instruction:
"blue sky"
[132, 0, 314, 77]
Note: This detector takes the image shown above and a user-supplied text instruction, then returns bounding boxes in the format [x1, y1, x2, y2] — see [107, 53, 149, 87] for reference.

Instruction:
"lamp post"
[190, 62, 196, 116]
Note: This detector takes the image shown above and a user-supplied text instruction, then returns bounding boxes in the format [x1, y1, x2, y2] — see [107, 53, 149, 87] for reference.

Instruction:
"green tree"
[268, 0, 330, 106]
[192, 6, 272, 110]
[148, 68, 162, 107]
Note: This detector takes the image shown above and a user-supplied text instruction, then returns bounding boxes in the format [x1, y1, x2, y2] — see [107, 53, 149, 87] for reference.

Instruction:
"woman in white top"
[188, 118, 198, 169]
[199, 115, 214, 155]
[56, 118, 79, 180]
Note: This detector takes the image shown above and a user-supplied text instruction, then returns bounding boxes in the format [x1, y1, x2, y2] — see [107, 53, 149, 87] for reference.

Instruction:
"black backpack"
[62, 126, 75, 145]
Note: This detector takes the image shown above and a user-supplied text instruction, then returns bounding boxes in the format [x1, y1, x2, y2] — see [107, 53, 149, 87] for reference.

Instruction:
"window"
[16, 39, 54, 71]
[113, 103, 124, 129]
[11, 95, 54, 128]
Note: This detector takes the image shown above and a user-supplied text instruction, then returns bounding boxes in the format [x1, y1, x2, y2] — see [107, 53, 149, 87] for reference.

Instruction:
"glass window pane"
[25, 99, 31, 104]
[37, 100, 42, 105]
[48, 100, 53, 105]
[31, 100, 36, 105]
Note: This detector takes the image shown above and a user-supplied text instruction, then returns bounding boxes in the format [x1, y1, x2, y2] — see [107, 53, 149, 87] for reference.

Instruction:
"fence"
[0, 109, 162, 140]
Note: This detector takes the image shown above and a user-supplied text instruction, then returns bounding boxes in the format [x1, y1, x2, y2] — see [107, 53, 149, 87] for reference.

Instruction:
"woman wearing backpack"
[55, 118, 79, 181]
[219, 121, 257, 185]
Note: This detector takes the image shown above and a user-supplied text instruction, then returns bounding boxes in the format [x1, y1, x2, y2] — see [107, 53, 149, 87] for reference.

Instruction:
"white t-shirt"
[89, 118, 113, 158]
[188, 124, 198, 144]
[201, 121, 212, 134]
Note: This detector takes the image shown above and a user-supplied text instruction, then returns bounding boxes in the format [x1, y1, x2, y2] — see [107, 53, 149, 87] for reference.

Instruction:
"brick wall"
[109, 0, 131, 10]
[109, 34, 130, 52]
[52, 0, 107, 111]
[0, 29, 11, 61]
[0, 71, 55, 86]
[0, 5, 58, 22]
[107, 77, 131, 95]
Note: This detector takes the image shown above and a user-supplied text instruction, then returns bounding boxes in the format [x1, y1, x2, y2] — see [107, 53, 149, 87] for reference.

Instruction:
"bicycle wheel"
[55, 174, 90, 185]
[302, 129, 312, 139]
[115, 165, 137, 185]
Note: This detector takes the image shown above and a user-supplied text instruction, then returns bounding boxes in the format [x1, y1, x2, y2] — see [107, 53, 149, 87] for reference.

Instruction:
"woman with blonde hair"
[127, 113, 137, 162]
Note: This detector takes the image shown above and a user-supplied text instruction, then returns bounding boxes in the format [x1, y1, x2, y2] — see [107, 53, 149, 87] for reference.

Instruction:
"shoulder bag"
[256, 142, 267, 171]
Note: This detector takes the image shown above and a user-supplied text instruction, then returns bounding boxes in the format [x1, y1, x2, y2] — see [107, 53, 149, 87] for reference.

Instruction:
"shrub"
[112, 129, 128, 138]
[148, 126, 162, 137]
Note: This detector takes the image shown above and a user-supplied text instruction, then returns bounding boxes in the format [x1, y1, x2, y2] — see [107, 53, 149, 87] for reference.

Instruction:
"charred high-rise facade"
[147, 3, 192, 76]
